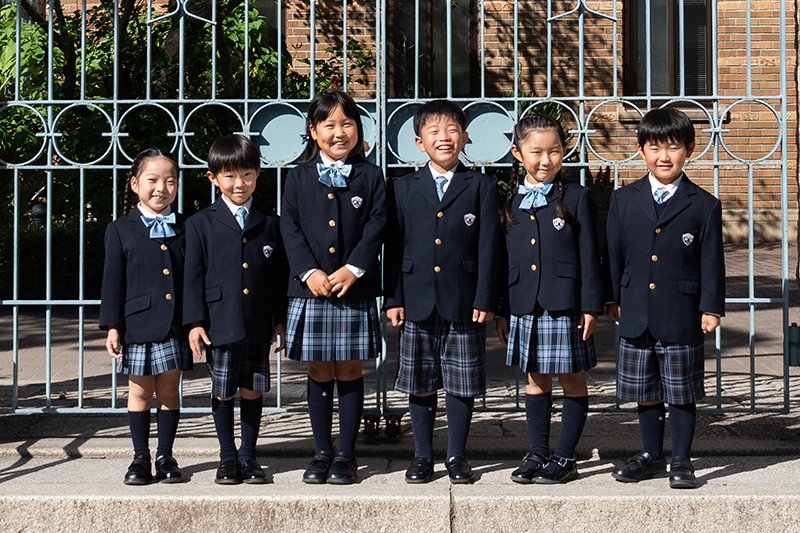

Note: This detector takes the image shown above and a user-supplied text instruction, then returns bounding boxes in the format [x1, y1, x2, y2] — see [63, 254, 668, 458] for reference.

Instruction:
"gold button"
[160, 244, 168, 251]
[329, 220, 336, 227]
[531, 264, 537, 271]
[327, 193, 335, 200]
[243, 288, 250, 295]
[162, 268, 170, 275]
[329, 247, 336, 254]
[243, 262, 249, 269]
[529, 215, 535, 221]
[435, 238, 442, 245]
[434, 266, 441, 273]
[649, 283, 656, 290]
[530, 238, 536, 245]
[165, 293, 172, 300]
[437, 212, 443, 218]
[651, 255, 658, 262]
[242, 237, 248, 243]
[655, 228, 661, 234]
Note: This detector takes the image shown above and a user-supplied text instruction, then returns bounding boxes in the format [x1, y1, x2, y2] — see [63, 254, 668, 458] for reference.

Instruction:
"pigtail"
[122, 172, 137, 215]
[500, 159, 521, 233]
[554, 173, 569, 220]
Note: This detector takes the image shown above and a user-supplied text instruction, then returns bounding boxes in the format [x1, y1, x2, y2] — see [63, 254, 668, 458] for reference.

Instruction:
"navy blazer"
[384, 163, 504, 323]
[604, 174, 725, 345]
[99, 208, 187, 345]
[280, 157, 386, 299]
[502, 180, 603, 317]
[183, 197, 288, 346]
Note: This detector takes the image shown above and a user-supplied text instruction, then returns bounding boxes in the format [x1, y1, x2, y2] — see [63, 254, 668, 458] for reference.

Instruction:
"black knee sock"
[445, 394, 474, 459]
[308, 377, 335, 456]
[128, 410, 151, 459]
[525, 392, 552, 458]
[336, 377, 364, 458]
[238, 395, 263, 463]
[409, 394, 437, 461]
[668, 402, 697, 459]
[553, 396, 588, 460]
[155, 409, 180, 459]
[638, 402, 666, 460]
[212, 397, 237, 462]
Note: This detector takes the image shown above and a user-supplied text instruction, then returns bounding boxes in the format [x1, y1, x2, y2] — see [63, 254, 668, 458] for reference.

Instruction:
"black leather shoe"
[241, 459, 267, 484]
[534, 456, 578, 484]
[405, 457, 434, 484]
[510, 452, 547, 484]
[215, 459, 243, 485]
[445, 456, 474, 484]
[612, 452, 667, 483]
[327, 453, 358, 485]
[155, 454, 183, 484]
[303, 453, 333, 484]
[124, 455, 153, 485]
[669, 457, 699, 489]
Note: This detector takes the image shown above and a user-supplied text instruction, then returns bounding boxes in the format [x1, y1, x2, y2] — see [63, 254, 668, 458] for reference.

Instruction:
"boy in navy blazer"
[384, 100, 503, 484]
[604, 108, 725, 489]
[183, 134, 288, 485]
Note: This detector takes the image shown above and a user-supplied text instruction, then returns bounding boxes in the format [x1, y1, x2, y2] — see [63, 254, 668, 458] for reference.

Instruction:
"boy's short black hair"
[207, 134, 261, 175]
[637, 107, 695, 148]
[413, 100, 467, 136]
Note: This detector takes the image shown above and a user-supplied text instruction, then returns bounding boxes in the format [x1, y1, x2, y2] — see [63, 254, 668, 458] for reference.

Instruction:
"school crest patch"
[682, 233, 694, 246]
[552, 217, 565, 231]
[464, 213, 476, 227]
[263, 245, 273, 258]
[351, 196, 363, 209]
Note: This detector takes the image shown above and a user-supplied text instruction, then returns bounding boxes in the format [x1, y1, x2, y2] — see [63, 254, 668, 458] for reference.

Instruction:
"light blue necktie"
[140, 212, 176, 239]
[434, 176, 447, 201]
[654, 187, 669, 204]
[317, 163, 352, 188]
[518, 182, 553, 210]
[235, 206, 247, 229]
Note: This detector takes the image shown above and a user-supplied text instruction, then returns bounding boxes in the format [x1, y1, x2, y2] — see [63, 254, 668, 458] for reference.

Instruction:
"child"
[183, 134, 288, 485]
[100, 148, 192, 485]
[604, 107, 725, 489]
[384, 99, 503, 484]
[495, 114, 603, 484]
[281, 89, 386, 485]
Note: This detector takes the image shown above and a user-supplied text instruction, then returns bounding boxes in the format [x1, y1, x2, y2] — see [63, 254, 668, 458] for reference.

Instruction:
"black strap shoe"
[405, 457, 434, 484]
[534, 456, 578, 484]
[327, 453, 358, 485]
[510, 452, 547, 484]
[669, 457, 699, 489]
[215, 459, 243, 485]
[124, 455, 153, 485]
[155, 454, 183, 484]
[241, 459, 267, 484]
[445, 456, 475, 484]
[302, 453, 333, 484]
[612, 452, 667, 483]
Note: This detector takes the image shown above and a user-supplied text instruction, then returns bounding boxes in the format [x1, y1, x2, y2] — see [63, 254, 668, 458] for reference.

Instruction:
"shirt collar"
[221, 195, 253, 217]
[137, 204, 171, 218]
[428, 162, 457, 182]
[648, 172, 682, 196]
[320, 152, 348, 167]
[523, 175, 556, 188]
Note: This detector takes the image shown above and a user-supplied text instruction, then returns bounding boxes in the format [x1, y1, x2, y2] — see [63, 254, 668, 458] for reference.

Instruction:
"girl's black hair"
[123, 148, 179, 215]
[500, 114, 569, 233]
[302, 89, 365, 162]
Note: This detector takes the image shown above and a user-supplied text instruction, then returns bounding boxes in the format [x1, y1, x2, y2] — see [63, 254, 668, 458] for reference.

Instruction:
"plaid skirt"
[285, 297, 380, 362]
[507, 306, 596, 374]
[118, 337, 192, 376]
[207, 340, 271, 398]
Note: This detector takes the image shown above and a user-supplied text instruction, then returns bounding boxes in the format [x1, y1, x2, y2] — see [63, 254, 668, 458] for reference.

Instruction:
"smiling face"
[130, 156, 178, 214]
[638, 139, 695, 185]
[511, 128, 565, 185]
[309, 104, 359, 162]
[208, 167, 259, 206]
[414, 114, 468, 174]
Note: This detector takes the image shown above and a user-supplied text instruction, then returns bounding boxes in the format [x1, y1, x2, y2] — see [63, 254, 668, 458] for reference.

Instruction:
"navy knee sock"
[155, 409, 180, 459]
[668, 402, 697, 459]
[553, 396, 588, 460]
[336, 377, 364, 458]
[238, 396, 263, 463]
[525, 392, 552, 458]
[445, 394, 474, 460]
[409, 394, 437, 461]
[308, 377, 335, 456]
[638, 402, 666, 460]
[128, 410, 151, 459]
[212, 397, 237, 462]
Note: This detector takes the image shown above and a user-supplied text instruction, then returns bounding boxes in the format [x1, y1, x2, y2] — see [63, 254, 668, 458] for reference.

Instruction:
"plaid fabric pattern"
[617, 330, 705, 404]
[394, 312, 486, 397]
[206, 340, 271, 398]
[506, 306, 597, 374]
[118, 337, 192, 376]
[285, 297, 380, 362]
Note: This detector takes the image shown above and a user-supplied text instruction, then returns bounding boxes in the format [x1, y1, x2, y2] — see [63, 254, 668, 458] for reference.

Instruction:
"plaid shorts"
[119, 337, 192, 376]
[507, 306, 597, 374]
[285, 297, 380, 362]
[617, 329, 705, 405]
[206, 340, 271, 398]
[394, 311, 486, 397]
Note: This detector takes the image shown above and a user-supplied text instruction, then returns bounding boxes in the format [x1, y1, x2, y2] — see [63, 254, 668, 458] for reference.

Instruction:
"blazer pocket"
[678, 279, 701, 295]
[554, 261, 579, 279]
[462, 260, 477, 273]
[205, 285, 222, 302]
[124, 294, 151, 317]
[620, 272, 631, 287]
[402, 259, 414, 273]
[508, 266, 520, 286]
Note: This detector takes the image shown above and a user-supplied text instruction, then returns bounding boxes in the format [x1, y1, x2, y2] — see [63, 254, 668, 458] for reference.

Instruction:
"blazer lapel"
[439, 163, 470, 209]
[414, 166, 441, 208]
[243, 202, 266, 232]
[212, 197, 243, 232]
[657, 175, 694, 225]
[128, 208, 153, 239]
[633, 175, 658, 223]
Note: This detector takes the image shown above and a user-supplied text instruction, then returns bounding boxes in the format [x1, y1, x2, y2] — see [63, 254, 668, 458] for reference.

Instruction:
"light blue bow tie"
[140, 212, 176, 239]
[317, 163, 352, 188]
[518, 182, 553, 210]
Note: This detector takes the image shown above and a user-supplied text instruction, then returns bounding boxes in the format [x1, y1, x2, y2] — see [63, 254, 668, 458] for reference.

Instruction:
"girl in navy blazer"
[495, 115, 603, 484]
[281, 90, 386, 485]
[99, 149, 192, 485]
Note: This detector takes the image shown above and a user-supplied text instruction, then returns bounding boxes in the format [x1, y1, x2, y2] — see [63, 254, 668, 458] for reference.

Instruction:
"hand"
[495, 316, 509, 347]
[189, 323, 211, 361]
[386, 307, 405, 327]
[606, 303, 620, 322]
[328, 267, 357, 298]
[578, 311, 598, 341]
[271, 323, 286, 353]
[701, 314, 720, 333]
[106, 328, 122, 359]
[306, 270, 333, 298]
[473, 309, 494, 323]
